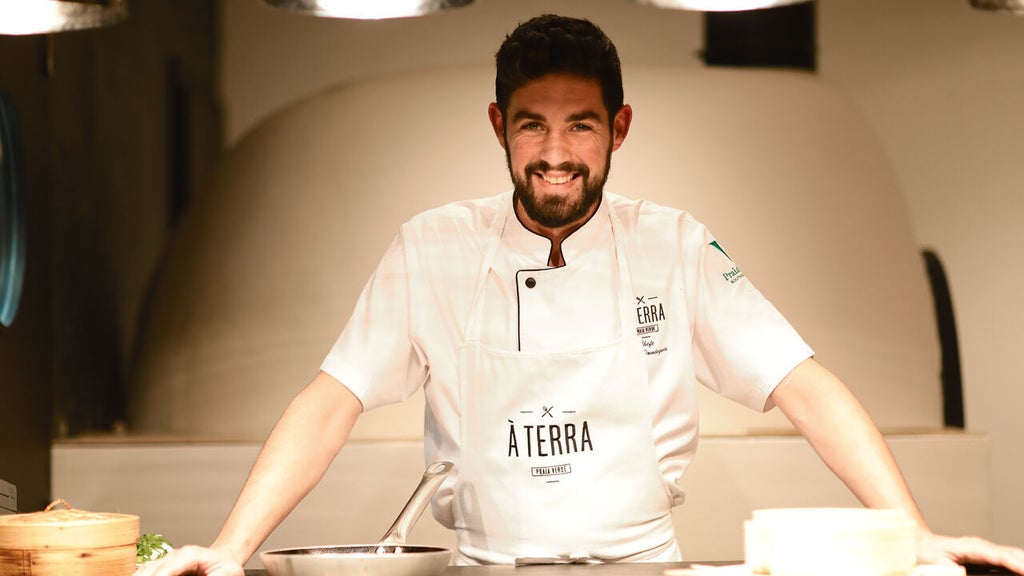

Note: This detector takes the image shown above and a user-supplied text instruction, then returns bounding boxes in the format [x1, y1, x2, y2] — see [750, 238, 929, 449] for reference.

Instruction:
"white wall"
[216, 0, 1024, 548]
[817, 0, 1024, 547]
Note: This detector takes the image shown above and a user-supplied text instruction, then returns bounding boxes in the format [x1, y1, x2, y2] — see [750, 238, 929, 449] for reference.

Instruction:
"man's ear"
[487, 102, 507, 150]
[611, 104, 633, 152]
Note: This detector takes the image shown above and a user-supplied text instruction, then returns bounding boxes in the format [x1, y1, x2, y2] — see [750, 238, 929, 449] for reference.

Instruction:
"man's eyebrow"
[566, 110, 603, 123]
[508, 110, 604, 124]
[509, 110, 545, 123]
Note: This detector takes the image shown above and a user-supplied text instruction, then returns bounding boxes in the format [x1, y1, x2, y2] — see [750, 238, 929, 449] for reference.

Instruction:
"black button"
[525, 277, 537, 289]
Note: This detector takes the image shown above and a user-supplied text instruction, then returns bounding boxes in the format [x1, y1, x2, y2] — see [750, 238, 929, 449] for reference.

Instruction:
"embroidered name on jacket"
[635, 295, 669, 356]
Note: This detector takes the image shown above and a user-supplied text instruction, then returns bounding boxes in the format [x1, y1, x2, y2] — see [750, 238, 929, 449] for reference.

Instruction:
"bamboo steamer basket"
[0, 499, 139, 576]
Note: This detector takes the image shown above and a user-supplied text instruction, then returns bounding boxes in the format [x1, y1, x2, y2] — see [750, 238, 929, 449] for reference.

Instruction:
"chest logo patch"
[635, 295, 668, 356]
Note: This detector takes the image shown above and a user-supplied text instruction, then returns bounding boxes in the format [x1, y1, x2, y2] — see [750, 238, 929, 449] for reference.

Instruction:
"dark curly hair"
[494, 14, 623, 124]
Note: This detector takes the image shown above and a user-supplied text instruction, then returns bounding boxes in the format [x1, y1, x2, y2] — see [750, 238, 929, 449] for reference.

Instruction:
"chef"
[136, 14, 1024, 576]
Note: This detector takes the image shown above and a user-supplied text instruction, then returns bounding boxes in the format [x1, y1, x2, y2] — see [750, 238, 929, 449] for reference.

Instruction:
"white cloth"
[321, 190, 814, 548]
[454, 199, 680, 564]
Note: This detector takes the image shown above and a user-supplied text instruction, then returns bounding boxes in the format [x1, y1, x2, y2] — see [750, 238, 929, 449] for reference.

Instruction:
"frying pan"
[260, 461, 454, 576]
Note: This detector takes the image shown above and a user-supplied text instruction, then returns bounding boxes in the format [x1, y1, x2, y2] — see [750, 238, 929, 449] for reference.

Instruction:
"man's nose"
[539, 131, 571, 165]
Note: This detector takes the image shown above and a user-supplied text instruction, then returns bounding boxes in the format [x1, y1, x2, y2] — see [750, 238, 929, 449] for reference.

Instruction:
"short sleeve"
[689, 224, 814, 412]
[320, 231, 429, 412]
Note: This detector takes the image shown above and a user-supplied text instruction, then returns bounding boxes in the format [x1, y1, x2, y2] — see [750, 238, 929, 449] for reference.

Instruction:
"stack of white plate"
[743, 508, 918, 576]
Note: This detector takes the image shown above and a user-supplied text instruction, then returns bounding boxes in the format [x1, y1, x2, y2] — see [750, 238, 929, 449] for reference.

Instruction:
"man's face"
[488, 73, 632, 231]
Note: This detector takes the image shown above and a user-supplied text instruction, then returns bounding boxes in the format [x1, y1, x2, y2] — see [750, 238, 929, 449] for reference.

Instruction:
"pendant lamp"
[970, 0, 1024, 14]
[0, 0, 127, 36]
[632, 0, 809, 11]
[262, 0, 474, 20]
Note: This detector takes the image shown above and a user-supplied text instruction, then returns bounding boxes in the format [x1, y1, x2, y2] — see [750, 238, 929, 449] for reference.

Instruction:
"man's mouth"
[538, 172, 575, 185]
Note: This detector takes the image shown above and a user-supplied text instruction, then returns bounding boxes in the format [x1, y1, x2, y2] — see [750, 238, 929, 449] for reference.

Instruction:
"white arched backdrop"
[130, 64, 942, 440]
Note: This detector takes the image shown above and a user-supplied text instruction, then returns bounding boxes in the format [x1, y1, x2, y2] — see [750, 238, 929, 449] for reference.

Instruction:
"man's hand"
[132, 545, 244, 576]
[918, 531, 1024, 575]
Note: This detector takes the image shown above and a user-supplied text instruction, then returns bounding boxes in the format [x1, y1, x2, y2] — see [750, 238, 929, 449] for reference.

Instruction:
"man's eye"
[570, 123, 593, 132]
[521, 122, 543, 131]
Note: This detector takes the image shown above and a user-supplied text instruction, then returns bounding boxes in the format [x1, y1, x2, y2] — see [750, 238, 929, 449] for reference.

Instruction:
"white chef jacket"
[321, 190, 814, 526]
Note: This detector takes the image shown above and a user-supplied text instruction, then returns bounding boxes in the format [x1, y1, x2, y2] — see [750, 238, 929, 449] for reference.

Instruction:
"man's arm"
[134, 370, 363, 576]
[771, 358, 1024, 573]
[769, 357, 924, 522]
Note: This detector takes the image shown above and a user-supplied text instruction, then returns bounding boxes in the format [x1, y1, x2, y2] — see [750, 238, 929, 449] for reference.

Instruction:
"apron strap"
[463, 195, 510, 343]
[608, 206, 639, 343]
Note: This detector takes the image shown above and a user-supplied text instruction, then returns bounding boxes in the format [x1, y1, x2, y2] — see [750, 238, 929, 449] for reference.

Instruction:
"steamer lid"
[0, 499, 139, 549]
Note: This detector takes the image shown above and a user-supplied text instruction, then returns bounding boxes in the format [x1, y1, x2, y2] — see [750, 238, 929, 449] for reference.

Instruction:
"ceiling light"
[0, 0, 127, 36]
[262, 0, 474, 20]
[969, 0, 1024, 14]
[633, 0, 809, 11]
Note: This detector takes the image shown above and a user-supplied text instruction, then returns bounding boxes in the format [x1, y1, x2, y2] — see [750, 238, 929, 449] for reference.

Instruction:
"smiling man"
[136, 14, 1024, 576]
[489, 71, 630, 266]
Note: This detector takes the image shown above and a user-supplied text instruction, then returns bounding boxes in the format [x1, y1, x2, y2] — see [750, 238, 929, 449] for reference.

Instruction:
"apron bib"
[453, 201, 681, 565]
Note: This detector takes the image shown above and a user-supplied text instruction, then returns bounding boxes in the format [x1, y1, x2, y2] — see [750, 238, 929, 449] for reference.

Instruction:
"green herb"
[136, 533, 173, 564]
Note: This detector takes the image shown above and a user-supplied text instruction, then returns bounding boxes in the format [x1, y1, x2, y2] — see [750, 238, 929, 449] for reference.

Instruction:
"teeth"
[541, 174, 573, 184]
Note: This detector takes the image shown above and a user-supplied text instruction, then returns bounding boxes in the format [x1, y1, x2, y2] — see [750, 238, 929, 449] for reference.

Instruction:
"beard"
[508, 149, 612, 229]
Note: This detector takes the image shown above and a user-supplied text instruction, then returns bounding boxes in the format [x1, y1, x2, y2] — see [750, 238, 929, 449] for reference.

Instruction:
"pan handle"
[378, 461, 454, 545]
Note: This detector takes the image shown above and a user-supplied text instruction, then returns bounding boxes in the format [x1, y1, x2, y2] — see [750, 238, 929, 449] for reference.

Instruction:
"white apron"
[453, 200, 681, 565]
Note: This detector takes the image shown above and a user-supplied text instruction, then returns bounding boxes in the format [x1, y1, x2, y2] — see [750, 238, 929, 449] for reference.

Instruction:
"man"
[136, 14, 1024, 576]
